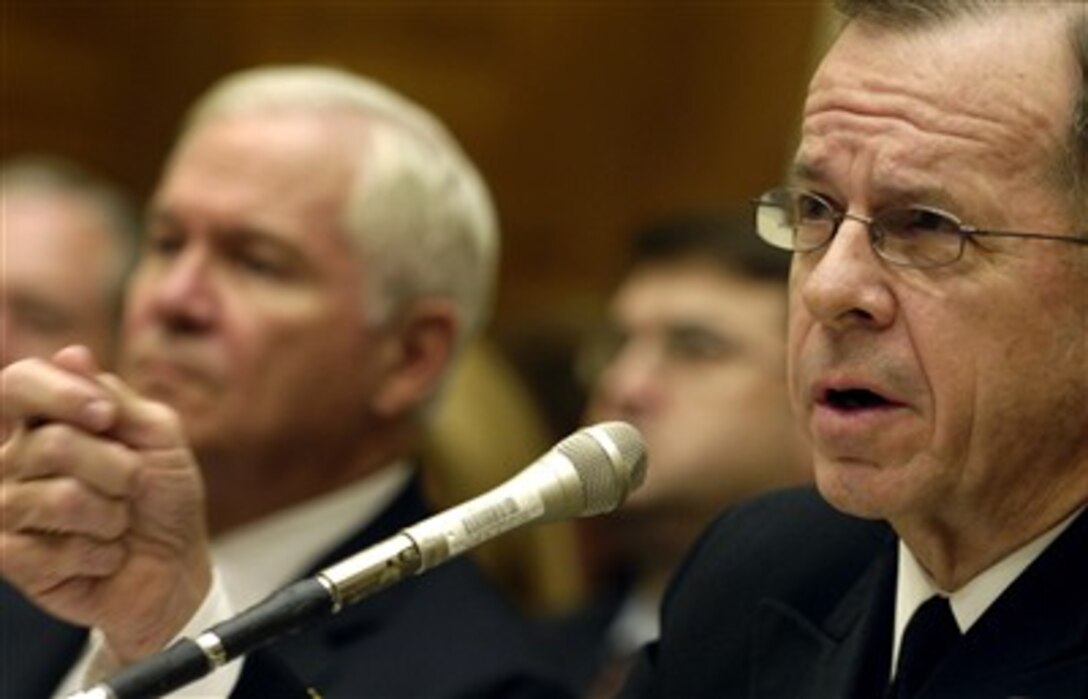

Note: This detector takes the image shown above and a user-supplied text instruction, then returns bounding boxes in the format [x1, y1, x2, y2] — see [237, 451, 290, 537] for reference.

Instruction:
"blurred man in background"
[544, 212, 810, 697]
[1, 154, 140, 695]
[0, 65, 570, 698]
[0, 154, 137, 369]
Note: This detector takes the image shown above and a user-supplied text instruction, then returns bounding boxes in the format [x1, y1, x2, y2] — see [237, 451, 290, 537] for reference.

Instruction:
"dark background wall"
[3, 0, 832, 434]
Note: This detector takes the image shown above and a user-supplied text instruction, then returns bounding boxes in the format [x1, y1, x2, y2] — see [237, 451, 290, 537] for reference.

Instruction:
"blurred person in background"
[0, 65, 572, 699]
[542, 212, 810, 697]
[0, 154, 138, 370]
[0, 153, 140, 694]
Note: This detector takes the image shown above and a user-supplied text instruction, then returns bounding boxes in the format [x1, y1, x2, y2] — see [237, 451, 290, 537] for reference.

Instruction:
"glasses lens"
[754, 190, 797, 251]
[874, 207, 964, 267]
[755, 188, 835, 252]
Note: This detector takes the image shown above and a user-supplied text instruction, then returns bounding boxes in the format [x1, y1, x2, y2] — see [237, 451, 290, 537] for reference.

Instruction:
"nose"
[591, 338, 664, 419]
[797, 216, 896, 332]
[142, 246, 218, 330]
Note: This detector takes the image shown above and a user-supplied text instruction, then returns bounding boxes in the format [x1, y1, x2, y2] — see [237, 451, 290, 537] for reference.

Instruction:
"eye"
[144, 218, 186, 258]
[794, 191, 835, 224]
[233, 251, 284, 278]
[664, 326, 736, 363]
[883, 208, 961, 237]
[145, 231, 184, 257]
[226, 238, 300, 281]
[872, 207, 967, 267]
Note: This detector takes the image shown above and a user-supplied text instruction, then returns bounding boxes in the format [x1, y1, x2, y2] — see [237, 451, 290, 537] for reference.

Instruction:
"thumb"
[51, 345, 103, 378]
[96, 373, 187, 452]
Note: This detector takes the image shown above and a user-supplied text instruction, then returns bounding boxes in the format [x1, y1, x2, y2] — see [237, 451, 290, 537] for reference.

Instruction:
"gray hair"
[0, 153, 139, 310]
[835, 1, 1088, 230]
[178, 65, 500, 348]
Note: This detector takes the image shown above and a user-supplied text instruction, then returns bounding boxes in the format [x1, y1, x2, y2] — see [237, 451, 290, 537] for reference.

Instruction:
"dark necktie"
[890, 595, 961, 699]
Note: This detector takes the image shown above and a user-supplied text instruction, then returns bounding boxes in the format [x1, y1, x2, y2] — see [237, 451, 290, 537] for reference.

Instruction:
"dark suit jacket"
[619, 487, 1088, 699]
[534, 570, 636, 693]
[261, 475, 572, 699]
[1, 476, 573, 699]
[0, 582, 85, 698]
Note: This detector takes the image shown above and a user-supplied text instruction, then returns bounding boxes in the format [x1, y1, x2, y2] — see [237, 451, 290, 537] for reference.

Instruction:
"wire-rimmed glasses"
[753, 187, 1088, 269]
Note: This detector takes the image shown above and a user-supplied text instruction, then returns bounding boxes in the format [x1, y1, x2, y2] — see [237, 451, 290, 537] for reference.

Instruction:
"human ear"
[370, 299, 458, 418]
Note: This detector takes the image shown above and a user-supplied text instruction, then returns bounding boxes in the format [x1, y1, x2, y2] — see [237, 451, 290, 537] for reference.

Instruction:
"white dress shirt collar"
[891, 505, 1084, 678]
[212, 461, 414, 610]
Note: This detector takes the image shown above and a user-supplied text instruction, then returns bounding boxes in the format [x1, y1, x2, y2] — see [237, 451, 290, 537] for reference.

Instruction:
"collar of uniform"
[892, 505, 1085, 678]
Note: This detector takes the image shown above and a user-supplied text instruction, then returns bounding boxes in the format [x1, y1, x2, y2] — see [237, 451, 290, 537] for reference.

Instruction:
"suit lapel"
[751, 507, 1088, 699]
[752, 538, 898, 699]
[267, 474, 431, 683]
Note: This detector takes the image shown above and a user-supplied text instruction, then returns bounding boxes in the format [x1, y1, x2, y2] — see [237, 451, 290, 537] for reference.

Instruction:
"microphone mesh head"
[556, 421, 646, 515]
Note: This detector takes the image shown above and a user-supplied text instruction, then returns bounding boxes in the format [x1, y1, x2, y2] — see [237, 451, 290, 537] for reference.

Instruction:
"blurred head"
[584, 212, 809, 533]
[1, 155, 137, 367]
[786, 2, 1088, 532]
[119, 65, 498, 504]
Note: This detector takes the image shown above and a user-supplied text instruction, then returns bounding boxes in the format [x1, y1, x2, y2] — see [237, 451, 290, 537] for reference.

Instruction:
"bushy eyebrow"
[787, 160, 963, 213]
[789, 160, 822, 185]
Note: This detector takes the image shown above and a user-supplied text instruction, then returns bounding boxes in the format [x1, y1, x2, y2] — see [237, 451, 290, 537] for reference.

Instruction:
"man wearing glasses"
[620, 2, 1087, 698]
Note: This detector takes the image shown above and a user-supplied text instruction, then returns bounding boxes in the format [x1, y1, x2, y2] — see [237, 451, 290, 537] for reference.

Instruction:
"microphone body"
[70, 421, 645, 699]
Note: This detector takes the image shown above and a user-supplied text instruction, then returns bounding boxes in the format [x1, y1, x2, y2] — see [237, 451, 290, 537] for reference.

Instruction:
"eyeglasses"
[753, 187, 1088, 269]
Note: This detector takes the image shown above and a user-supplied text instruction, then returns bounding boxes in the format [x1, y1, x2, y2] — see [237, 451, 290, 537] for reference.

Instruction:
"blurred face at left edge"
[120, 112, 392, 473]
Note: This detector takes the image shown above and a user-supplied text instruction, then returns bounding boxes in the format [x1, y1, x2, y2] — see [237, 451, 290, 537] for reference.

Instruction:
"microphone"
[70, 421, 646, 699]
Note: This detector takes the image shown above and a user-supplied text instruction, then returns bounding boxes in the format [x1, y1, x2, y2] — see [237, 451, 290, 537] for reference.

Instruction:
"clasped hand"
[0, 346, 211, 664]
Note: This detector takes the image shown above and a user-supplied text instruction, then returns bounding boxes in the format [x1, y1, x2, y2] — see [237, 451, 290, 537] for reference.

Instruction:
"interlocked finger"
[1, 476, 130, 540]
[0, 529, 127, 595]
[3, 422, 138, 498]
[0, 357, 116, 435]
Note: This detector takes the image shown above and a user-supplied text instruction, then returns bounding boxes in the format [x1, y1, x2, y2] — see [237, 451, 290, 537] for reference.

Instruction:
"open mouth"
[823, 388, 894, 411]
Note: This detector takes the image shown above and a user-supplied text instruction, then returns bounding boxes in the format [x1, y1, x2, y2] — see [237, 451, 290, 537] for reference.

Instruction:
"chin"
[813, 457, 901, 521]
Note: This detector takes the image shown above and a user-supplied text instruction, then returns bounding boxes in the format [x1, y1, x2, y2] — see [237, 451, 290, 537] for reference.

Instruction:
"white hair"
[178, 64, 500, 348]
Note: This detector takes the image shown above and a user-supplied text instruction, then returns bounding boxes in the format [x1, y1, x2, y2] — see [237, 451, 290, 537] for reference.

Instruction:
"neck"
[895, 481, 1086, 591]
[200, 421, 417, 535]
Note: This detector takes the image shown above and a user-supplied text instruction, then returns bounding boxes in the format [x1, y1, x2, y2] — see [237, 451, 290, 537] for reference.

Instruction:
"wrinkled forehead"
[810, 9, 1076, 142]
[796, 8, 1079, 210]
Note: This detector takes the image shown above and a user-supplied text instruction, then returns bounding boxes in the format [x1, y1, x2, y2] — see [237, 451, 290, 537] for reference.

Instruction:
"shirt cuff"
[81, 568, 243, 698]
